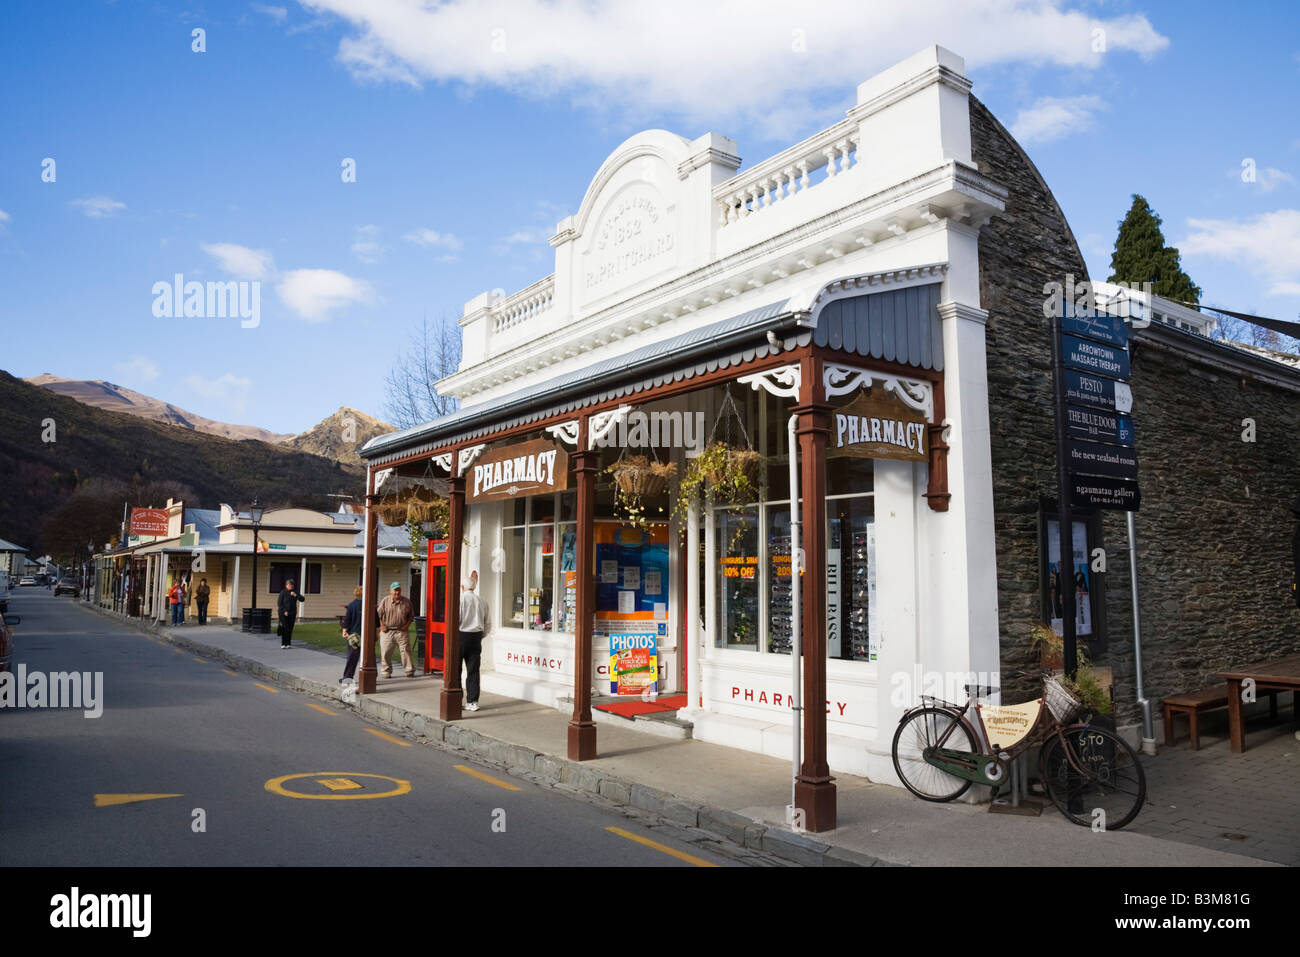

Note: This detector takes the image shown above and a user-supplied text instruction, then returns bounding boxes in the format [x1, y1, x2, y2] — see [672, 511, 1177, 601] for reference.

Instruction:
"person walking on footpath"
[376, 582, 415, 677]
[195, 578, 211, 625]
[458, 570, 490, 712]
[168, 579, 183, 626]
[277, 578, 304, 648]
[340, 586, 363, 685]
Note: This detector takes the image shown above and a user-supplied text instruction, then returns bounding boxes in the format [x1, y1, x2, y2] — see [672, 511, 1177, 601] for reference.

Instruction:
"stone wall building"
[971, 98, 1300, 726]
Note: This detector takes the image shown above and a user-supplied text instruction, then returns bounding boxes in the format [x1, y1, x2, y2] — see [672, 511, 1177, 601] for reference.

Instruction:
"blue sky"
[1, 0, 1297, 434]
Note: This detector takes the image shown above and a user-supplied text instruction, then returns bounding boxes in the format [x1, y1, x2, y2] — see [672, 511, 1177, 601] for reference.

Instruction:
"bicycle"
[890, 671, 1146, 830]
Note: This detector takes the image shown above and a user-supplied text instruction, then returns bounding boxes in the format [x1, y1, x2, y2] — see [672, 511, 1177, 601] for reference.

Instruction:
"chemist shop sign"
[467, 438, 569, 504]
[831, 390, 927, 462]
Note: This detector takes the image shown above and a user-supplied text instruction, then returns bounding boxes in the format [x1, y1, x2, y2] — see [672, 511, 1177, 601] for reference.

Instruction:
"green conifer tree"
[1108, 195, 1202, 304]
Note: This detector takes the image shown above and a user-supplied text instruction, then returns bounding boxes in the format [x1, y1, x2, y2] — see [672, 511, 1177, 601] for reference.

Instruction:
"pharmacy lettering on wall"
[467, 439, 569, 504]
[831, 390, 928, 462]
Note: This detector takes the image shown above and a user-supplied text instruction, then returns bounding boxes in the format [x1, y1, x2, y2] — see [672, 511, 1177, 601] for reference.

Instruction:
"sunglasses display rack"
[768, 534, 794, 655]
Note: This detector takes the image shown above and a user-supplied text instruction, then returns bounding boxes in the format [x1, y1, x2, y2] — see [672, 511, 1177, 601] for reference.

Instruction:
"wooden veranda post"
[793, 354, 837, 831]
[568, 416, 598, 760]
[440, 465, 466, 721]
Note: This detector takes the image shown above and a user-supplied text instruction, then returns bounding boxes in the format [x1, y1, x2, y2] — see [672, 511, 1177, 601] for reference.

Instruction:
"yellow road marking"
[264, 772, 410, 800]
[454, 764, 521, 791]
[318, 778, 362, 791]
[193, 657, 206, 663]
[254, 682, 280, 694]
[306, 703, 337, 716]
[222, 669, 239, 677]
[172, 648, 184, 655]
[95, 793, 183, 808]
[604, 826, 719, 867]
[364, 728, 411, 747]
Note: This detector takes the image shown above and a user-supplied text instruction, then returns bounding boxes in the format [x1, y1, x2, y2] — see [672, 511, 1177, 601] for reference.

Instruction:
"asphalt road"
[0, 588, 753, 867]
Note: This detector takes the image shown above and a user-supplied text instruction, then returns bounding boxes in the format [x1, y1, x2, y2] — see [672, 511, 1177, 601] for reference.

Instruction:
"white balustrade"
[491, 276, 556, 334]
[715, 123, 861, 228]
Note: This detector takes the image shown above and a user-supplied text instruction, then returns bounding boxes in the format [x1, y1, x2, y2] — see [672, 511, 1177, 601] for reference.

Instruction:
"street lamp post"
[251, 499, 263, 613]
[242, 500, 266, 633]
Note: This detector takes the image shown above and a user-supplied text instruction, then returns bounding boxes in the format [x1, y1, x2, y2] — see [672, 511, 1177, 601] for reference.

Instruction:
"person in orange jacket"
[168, 580, 183, 626]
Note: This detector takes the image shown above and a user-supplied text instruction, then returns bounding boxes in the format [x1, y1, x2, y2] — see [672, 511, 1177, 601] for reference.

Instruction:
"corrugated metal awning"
[360, 298, 797, 463]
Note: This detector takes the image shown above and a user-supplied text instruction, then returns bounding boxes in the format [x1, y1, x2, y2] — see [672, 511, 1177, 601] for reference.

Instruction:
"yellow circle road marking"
[264, 772, 411, 800]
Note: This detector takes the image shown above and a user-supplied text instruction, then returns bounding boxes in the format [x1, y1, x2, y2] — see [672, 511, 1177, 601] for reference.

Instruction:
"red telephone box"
[424, 539, 448, 673]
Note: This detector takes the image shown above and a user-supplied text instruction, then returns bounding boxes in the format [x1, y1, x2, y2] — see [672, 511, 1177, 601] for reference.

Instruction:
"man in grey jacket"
[458, 570, 490, 711]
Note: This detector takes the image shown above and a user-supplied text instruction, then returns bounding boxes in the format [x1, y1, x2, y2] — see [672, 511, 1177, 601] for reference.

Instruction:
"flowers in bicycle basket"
[1031, 623, 1113, 717]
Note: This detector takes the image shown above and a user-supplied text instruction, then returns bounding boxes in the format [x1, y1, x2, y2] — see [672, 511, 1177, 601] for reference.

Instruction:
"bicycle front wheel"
[1039, 724, 1146, 830]
[891, 707, 978, 802]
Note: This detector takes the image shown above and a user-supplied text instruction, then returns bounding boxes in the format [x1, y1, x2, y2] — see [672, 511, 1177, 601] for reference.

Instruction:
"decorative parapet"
[714, 118, 861, 227]
[491, 275, 556, 335]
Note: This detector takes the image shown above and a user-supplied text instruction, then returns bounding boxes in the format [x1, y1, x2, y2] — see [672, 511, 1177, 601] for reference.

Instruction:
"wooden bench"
[1164, 686, 1277, 751]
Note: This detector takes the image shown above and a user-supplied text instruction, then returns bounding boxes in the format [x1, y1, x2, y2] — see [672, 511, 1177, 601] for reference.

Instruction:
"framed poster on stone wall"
[1039, 508, 1107, 656]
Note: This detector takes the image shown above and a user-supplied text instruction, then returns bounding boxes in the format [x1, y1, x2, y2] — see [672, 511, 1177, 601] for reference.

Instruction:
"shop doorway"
[424, 539, 448, 673]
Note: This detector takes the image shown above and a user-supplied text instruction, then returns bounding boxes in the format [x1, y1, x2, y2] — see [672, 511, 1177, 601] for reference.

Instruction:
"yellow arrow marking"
[95, 793, 183, 808]
[318, 778, 362, 791]
[254, 682, 280, 694]
[364, 728, 410, 747]
[604, 826, 719, 867]
[454, 764, 521, 791]
[306, 703, 337, 716]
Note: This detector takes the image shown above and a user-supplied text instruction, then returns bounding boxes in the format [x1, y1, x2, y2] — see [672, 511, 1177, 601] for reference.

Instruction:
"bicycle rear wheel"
[891, 707, 978, 802]
[1039, 724, 1146, 830]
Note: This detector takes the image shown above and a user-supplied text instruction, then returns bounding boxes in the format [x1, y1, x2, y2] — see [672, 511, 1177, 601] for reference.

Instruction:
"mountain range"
[2, 372, 398, 558]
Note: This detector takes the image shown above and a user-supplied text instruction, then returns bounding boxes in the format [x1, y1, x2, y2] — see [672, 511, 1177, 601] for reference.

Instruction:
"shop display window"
[715, 506, 759, 650]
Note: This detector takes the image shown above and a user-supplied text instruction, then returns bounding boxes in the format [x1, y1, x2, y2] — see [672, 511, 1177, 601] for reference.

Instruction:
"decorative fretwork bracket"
[545, 420, 580, 448]
[737, 363, 802, 399]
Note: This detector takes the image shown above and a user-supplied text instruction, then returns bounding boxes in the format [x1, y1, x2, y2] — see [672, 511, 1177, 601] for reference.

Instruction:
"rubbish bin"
[242, 607, 271, 633]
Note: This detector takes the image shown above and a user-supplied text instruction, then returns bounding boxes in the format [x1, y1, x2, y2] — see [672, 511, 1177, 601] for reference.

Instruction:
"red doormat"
[594, 694, 689, 719]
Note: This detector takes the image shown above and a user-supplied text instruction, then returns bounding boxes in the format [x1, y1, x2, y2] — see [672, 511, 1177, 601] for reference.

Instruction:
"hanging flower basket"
[608, 456, 678, 498]
[700, 445, 762, 491]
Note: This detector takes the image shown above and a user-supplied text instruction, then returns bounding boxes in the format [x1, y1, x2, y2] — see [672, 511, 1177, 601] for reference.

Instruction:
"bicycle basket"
[1043, 675, 1082, 723]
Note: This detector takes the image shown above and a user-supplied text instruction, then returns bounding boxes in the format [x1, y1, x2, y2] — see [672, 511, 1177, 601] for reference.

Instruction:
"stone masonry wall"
[969, 97, 1300, 728]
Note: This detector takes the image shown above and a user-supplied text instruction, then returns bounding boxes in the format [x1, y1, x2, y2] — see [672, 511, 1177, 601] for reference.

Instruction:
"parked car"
[54, 577, 80, 597]
[18, 576, 36, 587]
[0, 613, 18, 674]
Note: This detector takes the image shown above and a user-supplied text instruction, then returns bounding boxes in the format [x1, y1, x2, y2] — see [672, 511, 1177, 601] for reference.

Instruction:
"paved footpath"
[81, 601, 1280, 867]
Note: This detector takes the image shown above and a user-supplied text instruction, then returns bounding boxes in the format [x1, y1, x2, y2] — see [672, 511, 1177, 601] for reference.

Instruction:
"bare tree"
[383, 314, 463, 430]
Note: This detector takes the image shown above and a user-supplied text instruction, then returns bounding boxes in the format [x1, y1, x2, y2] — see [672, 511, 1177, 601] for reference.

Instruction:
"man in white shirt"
[458, 570, 490, 712]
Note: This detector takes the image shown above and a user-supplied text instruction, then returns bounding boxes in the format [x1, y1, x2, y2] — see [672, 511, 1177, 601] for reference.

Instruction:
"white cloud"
[1256, 168, 1296, 193]
[1180, 210, 1300, 295]
[300, 0, 1166, 136]
[351, 224, 385, 263]
[0, 208, 9, 227]
[202, 242, 275, 279]
[185, 373, 253, 413]
[114, 356, 160, 383]
[404, 227, 462, 252]
[502, 226, 552, 246]
[252, 3, 288, 21]
[276, 268, 374, 320]
[1010, 95, 1107, 145]
[69, 196, 126, 218]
